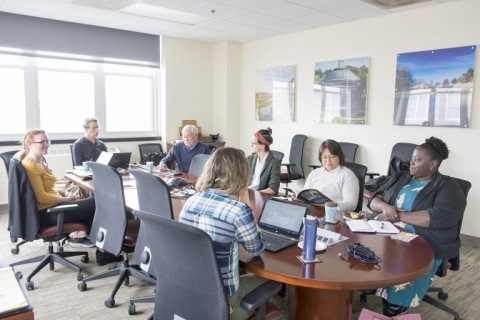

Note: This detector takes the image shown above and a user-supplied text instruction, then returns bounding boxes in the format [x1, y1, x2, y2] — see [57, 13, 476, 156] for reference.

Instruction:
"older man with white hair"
[159, 125, 211, 173]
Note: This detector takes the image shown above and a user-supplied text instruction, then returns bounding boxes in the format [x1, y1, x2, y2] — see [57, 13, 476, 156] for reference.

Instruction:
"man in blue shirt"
[159, 125, 211, 173]
[72, 118, 107, 166]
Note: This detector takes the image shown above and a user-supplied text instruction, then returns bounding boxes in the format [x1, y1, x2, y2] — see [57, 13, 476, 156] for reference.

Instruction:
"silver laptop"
[258, 197, 309, 252]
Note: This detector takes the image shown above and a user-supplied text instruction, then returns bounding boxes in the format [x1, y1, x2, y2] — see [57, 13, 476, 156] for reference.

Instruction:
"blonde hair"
[196, 147, 249, 196]
[20, 128, 46, 159]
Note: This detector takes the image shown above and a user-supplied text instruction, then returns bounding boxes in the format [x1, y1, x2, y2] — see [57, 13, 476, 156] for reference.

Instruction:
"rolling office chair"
[138, 143, 164, 165]
[344, 162, 368, 212]
[308, 141, 358, 171]
[270, 150, 285, 162]
[188, 154, 211, 176]
[280, 134, 307, 191]
[133, 209, 282, 320]
[366, 142, 417, 179]
[77, 162, 156, 308]
[127, 169, 174, 317]
[8, 158, 89, 290]
[69, 144, 75, 168]
[1, 150, 21, 243]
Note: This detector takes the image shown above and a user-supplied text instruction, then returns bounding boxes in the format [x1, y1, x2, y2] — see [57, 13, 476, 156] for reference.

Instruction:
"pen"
[381, 223, 384, 229]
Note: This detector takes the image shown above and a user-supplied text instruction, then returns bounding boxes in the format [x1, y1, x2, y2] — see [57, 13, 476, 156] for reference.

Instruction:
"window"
[0, 49, 159, 141]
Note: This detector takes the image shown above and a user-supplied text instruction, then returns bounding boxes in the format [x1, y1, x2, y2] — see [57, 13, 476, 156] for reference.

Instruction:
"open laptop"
[258, 197, 310, 252]
[97, 151, 132, 169]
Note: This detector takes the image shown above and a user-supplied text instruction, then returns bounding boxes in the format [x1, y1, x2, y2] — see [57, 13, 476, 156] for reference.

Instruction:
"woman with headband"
[247, 128, 281, 194]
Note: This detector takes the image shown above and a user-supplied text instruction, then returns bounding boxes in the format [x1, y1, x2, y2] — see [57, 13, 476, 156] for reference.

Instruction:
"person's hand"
[158, 163, 168, 171]
[290, 192, 297, 200]
[381, 204, 399, 222]
[65, 192, 78, 201]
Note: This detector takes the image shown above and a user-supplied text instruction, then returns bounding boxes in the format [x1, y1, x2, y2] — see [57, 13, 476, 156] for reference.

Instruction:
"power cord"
[339, 242, 382, 264]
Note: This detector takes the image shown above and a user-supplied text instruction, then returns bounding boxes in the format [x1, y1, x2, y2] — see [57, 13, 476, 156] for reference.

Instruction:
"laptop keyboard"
[262, 232, 292, 246]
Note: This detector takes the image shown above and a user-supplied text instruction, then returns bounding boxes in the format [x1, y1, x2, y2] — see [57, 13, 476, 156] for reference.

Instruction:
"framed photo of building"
[313, 57, 369, 124]
[394, 45, 475, 128]
[255, 65, 295, 122]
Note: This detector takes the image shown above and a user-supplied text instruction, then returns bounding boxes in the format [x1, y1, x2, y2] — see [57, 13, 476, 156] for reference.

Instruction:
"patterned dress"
[376, 177, 442, 307]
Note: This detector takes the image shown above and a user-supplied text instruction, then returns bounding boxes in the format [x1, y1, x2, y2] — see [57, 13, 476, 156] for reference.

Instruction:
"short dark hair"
[318, 139, 345, 166]
[254, 127, 273, 152]
[83, 118, 98, 128]
[419, 136, 449, 166]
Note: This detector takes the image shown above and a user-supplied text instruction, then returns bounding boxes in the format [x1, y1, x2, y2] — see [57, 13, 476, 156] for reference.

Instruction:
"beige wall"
[236, 0, 479, 238]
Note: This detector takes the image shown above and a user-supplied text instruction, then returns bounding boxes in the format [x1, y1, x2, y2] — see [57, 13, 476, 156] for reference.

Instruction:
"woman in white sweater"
[301, 139, 359, 211]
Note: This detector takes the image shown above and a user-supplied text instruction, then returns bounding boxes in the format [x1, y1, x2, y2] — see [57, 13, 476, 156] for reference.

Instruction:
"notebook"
[258, 197, 310, 252]
[97, 151, 132, 169]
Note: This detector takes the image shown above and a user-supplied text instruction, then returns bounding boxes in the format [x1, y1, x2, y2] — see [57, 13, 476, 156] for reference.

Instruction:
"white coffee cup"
[146, 161, 154, 174]
[82, 161, 90, 172]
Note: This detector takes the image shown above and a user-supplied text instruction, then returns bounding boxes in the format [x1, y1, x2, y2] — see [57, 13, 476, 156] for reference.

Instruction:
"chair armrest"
[281, 163, 296, 181]
[46, 204, 79, 239]
[46, 204, 78, 213]
[366, 172, 380, 179]
[240, 280, 281, 312]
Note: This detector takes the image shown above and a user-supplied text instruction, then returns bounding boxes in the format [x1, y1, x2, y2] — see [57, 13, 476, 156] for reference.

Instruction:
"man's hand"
[158, 163, 168, 171]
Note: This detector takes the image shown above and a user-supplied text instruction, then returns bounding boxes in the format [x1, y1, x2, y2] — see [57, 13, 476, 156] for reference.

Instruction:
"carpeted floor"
[1, 210, 479, 319]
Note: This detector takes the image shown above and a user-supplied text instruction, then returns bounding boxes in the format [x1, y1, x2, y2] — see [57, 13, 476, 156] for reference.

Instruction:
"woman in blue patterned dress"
[368, 137, 467, 316]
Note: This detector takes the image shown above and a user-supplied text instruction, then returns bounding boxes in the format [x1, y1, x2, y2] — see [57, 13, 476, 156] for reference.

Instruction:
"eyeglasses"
[87, 126, 100, 130]
[33, 140, 51, 145]
[321, 155, 338, 161]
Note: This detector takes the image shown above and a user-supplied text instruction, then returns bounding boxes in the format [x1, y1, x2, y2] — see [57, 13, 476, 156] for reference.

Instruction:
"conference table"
[64, 170, 434, 320]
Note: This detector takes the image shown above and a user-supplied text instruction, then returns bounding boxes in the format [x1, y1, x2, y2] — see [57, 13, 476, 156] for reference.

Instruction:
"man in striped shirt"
[179, 147, 267, 319]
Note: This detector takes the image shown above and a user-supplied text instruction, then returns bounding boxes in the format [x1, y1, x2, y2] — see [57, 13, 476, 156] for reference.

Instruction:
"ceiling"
[0, 0, 461, 43]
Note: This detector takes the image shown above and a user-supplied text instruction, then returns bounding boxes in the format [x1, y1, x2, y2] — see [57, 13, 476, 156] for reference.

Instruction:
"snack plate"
[343, 211, 367, 221]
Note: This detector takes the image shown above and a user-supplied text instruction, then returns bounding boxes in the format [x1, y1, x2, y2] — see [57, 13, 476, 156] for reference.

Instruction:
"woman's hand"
[380, 204, 399, 222]
[65, 192, 78, 201]
[290, 192, 297, 200]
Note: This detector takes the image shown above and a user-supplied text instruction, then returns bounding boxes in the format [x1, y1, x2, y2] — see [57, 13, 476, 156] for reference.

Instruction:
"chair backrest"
[88, 161, 128, 256]
[387, 143, 418, 175]
[270, 150, 285, 162]
[1, 150, 20, 174]
[344, 162, 368, 212]
[188, 154, 211, 176]
[138, 143, 164, 165]
[69, 144, 75, 168]
[133, 209, 229, 320]
[129, 169, 174, 274]
[338, 142, 358, 163]
[288, 134, 307, 178]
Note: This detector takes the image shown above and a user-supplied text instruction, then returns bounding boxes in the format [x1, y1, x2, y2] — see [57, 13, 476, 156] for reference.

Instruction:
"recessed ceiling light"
[72, 0, 138, 11]
[122, 3, 212, 25]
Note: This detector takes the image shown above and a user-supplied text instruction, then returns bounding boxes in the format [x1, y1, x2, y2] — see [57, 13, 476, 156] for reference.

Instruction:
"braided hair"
[419, 136, 449, 167]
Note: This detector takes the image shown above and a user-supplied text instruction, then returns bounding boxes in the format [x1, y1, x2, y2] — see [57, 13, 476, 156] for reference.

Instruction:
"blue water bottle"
[302, 215, 317, 261]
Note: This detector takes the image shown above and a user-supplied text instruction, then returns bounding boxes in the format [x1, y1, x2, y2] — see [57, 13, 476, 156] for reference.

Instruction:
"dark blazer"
[368, 171, 466, 259]
[248, 153, 281, 194]
[8, 158, 39, 242]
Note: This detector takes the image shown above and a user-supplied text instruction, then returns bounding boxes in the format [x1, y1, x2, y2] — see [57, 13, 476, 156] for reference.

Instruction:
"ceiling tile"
[50, 13, 97, 25]
[323, 1, 387, 19]
[256, 1, 314, 18]
[233, 25, 281, 38]
[0, 5, 52, 18]
[55, 3, 115, 20]
[286, 0, 356, 10]
[258, 19, 311, 33]
[4, 0, 67, 13]
[196, 19, 247, 32]
[142, 0, 209, 11]
[212, 0, 282, 10]
[185, 2, 246, 19]
[224, 11, 277, 25]
[71, 0, 136, 11]
[288, 10, 346, 27]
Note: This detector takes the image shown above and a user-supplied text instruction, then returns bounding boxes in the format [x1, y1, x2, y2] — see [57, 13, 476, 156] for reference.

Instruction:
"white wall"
[237, 0, 480, 238]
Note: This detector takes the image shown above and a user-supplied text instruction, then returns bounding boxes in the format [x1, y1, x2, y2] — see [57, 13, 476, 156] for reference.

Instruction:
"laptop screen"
[96, 151, 131, 169]
[258, 197, 309, 237]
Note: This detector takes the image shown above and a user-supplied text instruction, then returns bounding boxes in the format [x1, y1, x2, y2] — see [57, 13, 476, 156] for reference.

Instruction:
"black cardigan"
[368, 171, 466, 260]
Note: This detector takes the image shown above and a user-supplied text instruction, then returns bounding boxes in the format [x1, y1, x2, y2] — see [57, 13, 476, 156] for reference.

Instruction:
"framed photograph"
[394, 45, 475, 128]
[313, 57, 369, 124]
[255, 65, 295, 122]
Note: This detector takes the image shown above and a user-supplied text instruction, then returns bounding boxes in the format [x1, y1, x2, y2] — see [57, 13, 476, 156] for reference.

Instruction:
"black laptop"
[258, 197, 310, 252]
[97, 151, 131, 169]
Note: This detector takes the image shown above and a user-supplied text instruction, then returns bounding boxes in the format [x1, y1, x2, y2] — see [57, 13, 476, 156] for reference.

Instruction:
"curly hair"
[419, 136, 449, 166]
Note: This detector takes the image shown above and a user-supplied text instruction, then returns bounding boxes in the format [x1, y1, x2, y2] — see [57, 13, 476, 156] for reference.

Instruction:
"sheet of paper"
[0, 267, 29, 314]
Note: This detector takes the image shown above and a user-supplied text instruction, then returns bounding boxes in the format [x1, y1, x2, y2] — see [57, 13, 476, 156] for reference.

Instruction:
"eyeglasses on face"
[87, 126, 100, 130]
[321, 155, 338, 161]
[33, 140, 51, 145]
[251, 142, 261, 146]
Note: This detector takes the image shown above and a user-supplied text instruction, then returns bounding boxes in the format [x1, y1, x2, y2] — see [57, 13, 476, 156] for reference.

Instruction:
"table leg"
[285, 285, 353, 320]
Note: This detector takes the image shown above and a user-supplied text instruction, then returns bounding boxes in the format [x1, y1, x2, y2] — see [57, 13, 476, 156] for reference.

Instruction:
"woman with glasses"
[295, 139, 359, 211]
[20, 128, 122, 266]
[247, 127, 281, 194]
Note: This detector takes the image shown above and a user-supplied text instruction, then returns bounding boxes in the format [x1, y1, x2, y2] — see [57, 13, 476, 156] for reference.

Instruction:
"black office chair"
[69, 144, 75, 168]
[309, 141, 358, 171]
[138, 143, 163, 165]
[77, 162, 156, 308]
[421, 177, 471, 320]
[127, 169, 174, 316]
[1, 150, 21, 242]
[366, 142, 417, 179]
[344, 162, 368, 212]
[270, 150, 285, 162]
[280, 134, 307, 189]
[188, 154, 211, 176]
[8, 158, 89, 290]
[132, 209, 282, 320]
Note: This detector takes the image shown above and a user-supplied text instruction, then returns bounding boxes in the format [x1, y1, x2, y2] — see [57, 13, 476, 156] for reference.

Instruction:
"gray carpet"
[1, 211, 479, 319]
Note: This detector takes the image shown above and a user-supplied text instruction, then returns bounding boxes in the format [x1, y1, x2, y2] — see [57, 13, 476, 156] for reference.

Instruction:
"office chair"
[127, 169, 174, 316]
[188, 154, 211, 176]
[8, 158, 89, 290]
[138, 143, 164, 165]
[308, 141, 358, 171]
[69, 144, 75, 168]
[270, 150, 285, 162]
[344, 162, 368, 212]
[1, 150, 21, 243]
[366, 142, 417, 179]
[280, 134, 307, 190]
[421, 177, 471, 320]
[133, 209, 282, 320]
[77, 162, 156, 308]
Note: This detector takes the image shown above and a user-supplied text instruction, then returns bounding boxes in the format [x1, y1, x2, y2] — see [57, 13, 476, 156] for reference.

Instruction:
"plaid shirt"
[179, 189, 265, 296]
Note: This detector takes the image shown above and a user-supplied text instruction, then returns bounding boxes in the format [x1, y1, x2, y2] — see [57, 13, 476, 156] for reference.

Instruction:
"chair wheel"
[10, 237, 18, 243]
[11, 248, 19, 254]
[81, 255, 89, 263]
[16, 271, 23, 280]
[438, 291, 448, 300]
[128, 304, 136, 315]
[78, 282, 87, 291]
[77, 272, 83, 281]
[104, 298, 115, 308]
[58, 246, 64, 252]
[26, 281, 34, 291]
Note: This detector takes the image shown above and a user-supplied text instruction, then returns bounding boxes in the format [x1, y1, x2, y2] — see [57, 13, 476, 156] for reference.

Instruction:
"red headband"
[254, 131, 271, 146]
